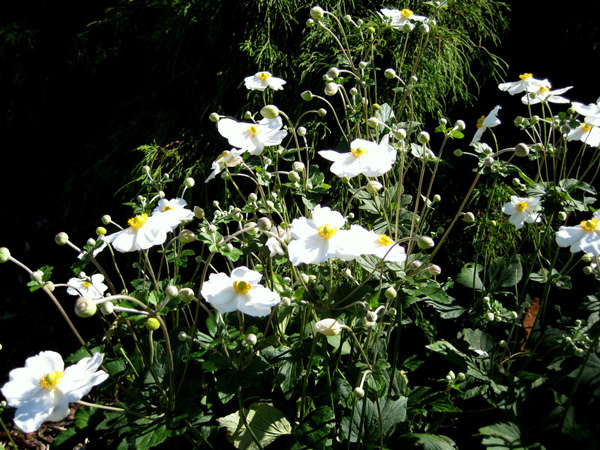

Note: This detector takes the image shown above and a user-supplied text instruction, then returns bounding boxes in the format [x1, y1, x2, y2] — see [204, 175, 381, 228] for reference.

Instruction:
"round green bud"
[248, 193, 258, 203]
[574, 347, 585, 357]
[31, 270, 44, 283]
[260, 105, 280, 119]
[366, 180, 383, 194]
[366, 26, 376, 34]
[245, 222, 259, 236]
[317, 108, 327, 117]
[393, 128, 407, 140]
[101, 215, 111, 225]
[96, 227, 107, 236]
[297, 126, 307, 137]
[417, 131, 430, 144]
[301, 90, 313, 101]
[428, 264, 442, 276]
[326, 67, 339, 78]
[75, 297, 97, 318]
[453, 149, 463, 157]
[512, 177, 522, 186]
[178, 331, 188, 341]
[372, 103, 380, 110]
[454, 120, 466, 131]
[310, 6, 324, 20]
[194, 206, 205, 219]
[179, 287, 195, 303]
[288, 171, 301, 182]
[514, 116, 524, 126]
[353, 387, 365, 399]
[366, 117, 379, 128]
[178, 229, 196, 244]
[514, 143, 529, 157]
[100, 301, 114, 315]
[433, 194, 441, 202]
[324, 82, 339, 96]
[280, 297, 292, 307]
[359, 61, 368, 70]
[581, 253, 592, 263]
[209, 112, 220, 123]
[55, 232, 69, 246]
[0, 247, 11, 263]
[558, 211, 568, 221]
[417, 236, 435, 249]
[245, 334, 258, 346]
[410, 260, 422, 269]
[462, 212, 475, 223]
[165, 285, 179, 298]
[184, 177, 195, 187]
[292, 161, 305, 172]
[484, 156, 495, 167]
[145, 317, 160, 331]
[306, 18, 315, 27]
[583, 266, 593, 275]
[384, 68, 396, 79]
[349, 87, 359, 96]
[257, 217, 272, 232]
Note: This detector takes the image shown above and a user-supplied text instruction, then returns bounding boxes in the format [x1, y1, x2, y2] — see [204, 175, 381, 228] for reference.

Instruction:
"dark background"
[1, 0, 599, 369]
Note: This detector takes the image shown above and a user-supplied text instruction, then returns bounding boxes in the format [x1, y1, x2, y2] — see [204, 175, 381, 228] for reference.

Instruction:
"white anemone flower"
[318, 135, 396, 178]
[265, 226, 292, 257]
[349, 225, 407, 262]
[502, 196, 542, 230]
[571, 98, 600, 127]
[244, 72, 286, 91]
[471, 105, 501, 145]
[566, 122, 600, 147]
[102, 212, 177, 253]
[379, 8, 427, 28]
[287, 205, 363, 265]
[521, 86, 572, 105]
[556, 211, 600, 255]
[217, 116, 288, 155]
[1, 351, 108, 433]
[201, 266, 280, 317]
[152, 198, 194, 229]
[498, 73, 550, 95]
[205, 149, 245, 183]
[315, 318, 342, 336]
[66, 274, 108, 300]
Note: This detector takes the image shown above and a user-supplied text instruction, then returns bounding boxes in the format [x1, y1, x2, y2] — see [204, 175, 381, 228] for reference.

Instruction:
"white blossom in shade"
[556, 211, 600, 255]
[244, 71, 286, 91]
[349, 225, 407, 262]
[498, 73, 550, 95]
[521, 86, 572, 105]
[571, 97, 600, 127]
[471, 105, 501, 145]
[201, 266, 280, 317]
[566, 122, 600, 147]
[217, 117, 288, 155]
[152, 198, 194, 228]
[205, 149, 245, 183]
[318, 135, 396, 178]
[265, 226, 292, 257]
[1, 351, 108, 433]
[287, 205, 364, 265]
[66, 274, 108, 300]
[502, 196, 542, 230]
[379, 8, 427, 28]
[315, 318, 341, 336]
[102, 212, 177, 253]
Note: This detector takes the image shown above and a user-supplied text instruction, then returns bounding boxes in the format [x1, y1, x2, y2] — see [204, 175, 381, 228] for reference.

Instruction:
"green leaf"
[478, 422, 545, 449]
[400, 433, 458, 449]
[217, 403, 292, 450]
[341, 395, 407, 443]
[456, 263, 485, 291]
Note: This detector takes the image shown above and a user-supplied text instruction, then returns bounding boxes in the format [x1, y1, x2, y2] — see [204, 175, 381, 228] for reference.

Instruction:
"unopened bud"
[257, 217, 272, 232]
[0, 247, 11, 263]
[310, 6, 324, 20]
[417, 131, 430, 144]
[165, 285, 179, 298]
[484, 156, 494, 167]
[101, 215, 111, 225]
[245, 222, 258, 235]
[367, 117, 379, 128]
[145, 317, 160, 331]
[75, 297, 97, 318]
[462, 212, 475, 223]
[433, 194, 441, 202]
[209, 112, 220, 123]
[327, 67, 339, 78]
[353, 387, 365, 398]
[417, 236, 435, 249]
[454, 120, 466, 131]
[178, 229, 196, 244]
[428, 264, 442, 276]
[260, 105, 280, 119]
[581, 253, 592, 263]
[179, 287, 195, 303]
[324, 82, 339, 96]
[410, 260, 422, 270]
[55, 232, 69, 245]
[366, 180, 383, 194]
[184, 177, 195, 187]
[453, 149, 463, 157]
[245, 334, 258, 346]
[100, 301, 114, 315]
[384, 68, 396, 79]
[292, 161, 305, 172]
[194, 206, 205, 219]
[301, 90, 313, 101]
[514, 143, 529, 157]
[317, 108, 327, 117]
[288, 171, 301, 182]
[558, 211, 568, 221]
[297, 126, 307, 137]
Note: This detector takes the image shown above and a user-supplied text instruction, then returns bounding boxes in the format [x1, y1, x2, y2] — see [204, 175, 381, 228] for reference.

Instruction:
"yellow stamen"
[351, 147, 368, 158]
[127, 213, 148, 230]
[538, 87, 550, 94]
[161, 205, 175, 212]
[582, 122, 592, 132]
[318, 224, 338, 239]
[233, 280, 252, 294]
[400, 8, 413, 18]
[39, 371, 65, 390]
[519, 73, 533, 80]
[247, 125, 261, 137]
[580, 218, 599, 231]
[516, 201, 528, 211]
[215, 151, 229, 162]
[83, 281, 92, 288]
[377, 234, 394, 247]
[476, 115, 486, 128]
[258, 72, 271, 80]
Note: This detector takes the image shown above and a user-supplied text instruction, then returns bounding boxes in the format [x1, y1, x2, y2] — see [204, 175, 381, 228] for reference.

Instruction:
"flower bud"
[457, 372, 466, 381]
[306, 18, 315, 27]
[260, 105, 280, 119]
[366, 117, 379, 128]
[385, 286, 397, 300]
[558, 211, 568, 221]
[258, 217, 272, 232]
[55, 232, 69, 246]
[100, 301, 114, 315]
[301, 90, 313, 101]
[145, 317, 160, 331]
[280, 297, 291, 307]
[583, 266, 593, 275]
[315, 318, 341, 336]
[514, 143, 529, 157]
[428, 264, 442, 276]
[512, 177, 522, 186]
[420, 23, 430, 34]
[245, 333, 258, 346]
[343, 14, 352, 23]
[353, 387, 365, 398]
[165, 285, 179, 298]
[453, 149, 463, 157]
[433, 194, 441, 202]
[245, 222, 258, 236]
[296, 126, 307, 137]
[45, 281, 55, 292]
[317, 108, 327, 117]
[248, 193, 258, 203]
[310, 6, 324, 20]
[484, 156, 495, 167]
[31, 270, 44, 283]
[327, 67, 339, 78]
[184, 177, 195, 188]
[366, 180, 383, 194]
[454, 120, 466, 131]
[417, 131, 430, 144]
[292, 161, 305, 172]
[393, 128, 407, 140]
[462, 212, 475, 223]
[349, 87, 359, 96]
[300, 273, 310, 284]
[324, 82, 339, 96]
[243, 111, 253, 120]
[403, 22, 415, 32]
[209, 112, 220, 123]
[178, 331, 188, 341]
[178, 229, 196, 244]
[194, 206, 205, 219]
[0, 247, 11, 263]
[179, 287, 195, 303]
[75, 297, 97, 318]
[410, 260, 422, 270]
[384, 68, 396, 79]
[86, 238, 95, 247]
[581, 253, 592, 263]
[101, 215, 111, 225]
[288, 171, 301, 182]
[417, 236, 435, 249]
[207, 224, 217, 234]
[514, 116, 524, 126]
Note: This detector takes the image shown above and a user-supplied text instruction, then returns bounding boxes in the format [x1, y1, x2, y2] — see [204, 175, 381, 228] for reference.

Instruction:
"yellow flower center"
[247, 125, 261, 137]
[127, 213, 149, 230]
[39, 370, 65, 390]
[476, 115, 486, 128]
[215, 151, 229, 162]
[83, 281, 92, 288]
[519, 73, 533, 80]
[258, 72, 271, 80]
[580, 218, 599, 231]
[582, 122, 592, 132]
[233, 280, 252, 294]
[538, 86, 550, 94]
[161, 205, 175, 212]
[318, 224, 338, 239]
[377, 234, 394, 246]
[400, 8, 413, 17]
[351, 147, 368, 158]
[516, 201, 528, 211]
